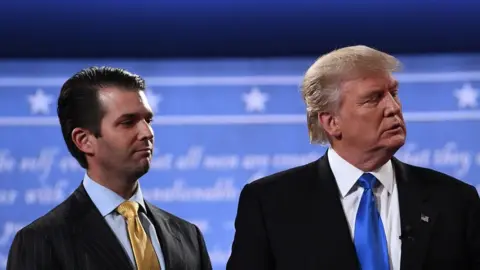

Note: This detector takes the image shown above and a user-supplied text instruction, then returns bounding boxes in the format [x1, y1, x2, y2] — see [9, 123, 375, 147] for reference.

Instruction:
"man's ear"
[318, 112, 341, 138]
[71, 128, 96, 155]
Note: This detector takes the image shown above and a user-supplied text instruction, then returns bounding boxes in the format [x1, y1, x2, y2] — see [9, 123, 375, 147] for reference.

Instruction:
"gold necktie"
[117, 201, 161, 270]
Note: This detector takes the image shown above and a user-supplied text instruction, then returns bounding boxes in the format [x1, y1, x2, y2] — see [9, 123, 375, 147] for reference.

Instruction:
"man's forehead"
[342, 73, 397, 90]
[363, 75, 397, 87]
[98, 87, 151, 114]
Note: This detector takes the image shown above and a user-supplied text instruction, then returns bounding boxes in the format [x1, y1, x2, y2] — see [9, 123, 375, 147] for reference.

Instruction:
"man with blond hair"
[226, 45, 480, 270]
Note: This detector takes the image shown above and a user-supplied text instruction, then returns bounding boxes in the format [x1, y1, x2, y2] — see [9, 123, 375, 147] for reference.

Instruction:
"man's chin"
[133, 162, 151, 179]
[384, 134, 406, 153]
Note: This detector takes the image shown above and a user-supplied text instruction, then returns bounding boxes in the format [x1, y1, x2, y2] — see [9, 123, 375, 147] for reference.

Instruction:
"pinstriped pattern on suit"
[6, 184, 212, 270]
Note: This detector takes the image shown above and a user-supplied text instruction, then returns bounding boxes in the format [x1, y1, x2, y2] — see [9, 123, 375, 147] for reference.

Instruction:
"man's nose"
[137, 120, 154, 140]
[384, 93, 401, 116]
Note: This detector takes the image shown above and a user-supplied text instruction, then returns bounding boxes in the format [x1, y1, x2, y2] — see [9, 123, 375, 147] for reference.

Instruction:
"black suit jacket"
[7, 184, 212, 270]
[226, 153, 480, 270]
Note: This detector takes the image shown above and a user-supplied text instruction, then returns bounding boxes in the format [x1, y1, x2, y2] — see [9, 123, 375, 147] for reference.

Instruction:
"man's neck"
[330, 145, 395, 172]
[86, 169, 138, 200]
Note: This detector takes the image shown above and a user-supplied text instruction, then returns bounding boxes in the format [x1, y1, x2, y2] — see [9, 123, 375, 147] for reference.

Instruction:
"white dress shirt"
[328, 148, 401, 270]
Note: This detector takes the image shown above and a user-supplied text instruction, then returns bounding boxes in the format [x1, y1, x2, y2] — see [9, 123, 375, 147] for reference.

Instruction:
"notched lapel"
[393, 158, 439, 270]
[71, 185, 134, 270]
[312, 155, 361, 269]
[145, 201, 184, 270]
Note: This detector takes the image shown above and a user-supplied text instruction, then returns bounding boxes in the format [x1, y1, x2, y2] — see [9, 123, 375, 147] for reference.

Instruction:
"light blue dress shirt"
[82, 174, 166, 269]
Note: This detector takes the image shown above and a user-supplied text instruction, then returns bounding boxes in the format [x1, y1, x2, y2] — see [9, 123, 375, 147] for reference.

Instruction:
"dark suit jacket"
[226, 153, 480, 270]
[7, 184, 212, 270]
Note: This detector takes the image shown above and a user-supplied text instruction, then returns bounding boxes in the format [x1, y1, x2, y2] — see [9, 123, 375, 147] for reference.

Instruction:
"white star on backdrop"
[27, 88, 54, 115]
[145, 89, 162, 113]
[454, 83, 478, 109]
[243, 87, 269, 112]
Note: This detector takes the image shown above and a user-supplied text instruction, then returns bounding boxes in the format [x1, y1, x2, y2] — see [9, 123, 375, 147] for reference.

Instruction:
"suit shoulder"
[19, 192, 75, 234]
[403, 161, 477, 193]
[246, 159, 319, 191]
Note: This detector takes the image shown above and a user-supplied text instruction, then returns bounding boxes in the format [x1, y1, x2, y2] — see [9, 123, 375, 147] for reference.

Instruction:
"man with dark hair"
[7, 66, 212, 270]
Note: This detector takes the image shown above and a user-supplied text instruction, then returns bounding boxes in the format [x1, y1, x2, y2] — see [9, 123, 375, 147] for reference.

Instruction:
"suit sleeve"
[465, 185, 480, 269]
[7, 227, 59, 270]
[194, 224, 213, 270]
[226, 183, 274, 270]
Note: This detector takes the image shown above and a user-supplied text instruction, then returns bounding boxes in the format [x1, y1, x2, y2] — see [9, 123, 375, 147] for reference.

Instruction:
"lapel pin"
[421, 214, 429, 223]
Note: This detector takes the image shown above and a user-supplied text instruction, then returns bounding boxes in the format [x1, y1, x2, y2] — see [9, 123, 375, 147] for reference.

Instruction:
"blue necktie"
[354, 173, 390, 270]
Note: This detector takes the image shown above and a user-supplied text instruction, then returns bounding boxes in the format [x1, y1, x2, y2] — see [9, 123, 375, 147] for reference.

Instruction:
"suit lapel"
[310, 155, 360, 269]
[393, 158, 438, 270]
[70, 185, 134, 270]
[145, 201, 184, 270]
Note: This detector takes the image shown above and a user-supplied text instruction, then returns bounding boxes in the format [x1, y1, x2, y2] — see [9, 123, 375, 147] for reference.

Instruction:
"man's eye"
[368, 93, 383, 102]
[121, 121, 134, 126]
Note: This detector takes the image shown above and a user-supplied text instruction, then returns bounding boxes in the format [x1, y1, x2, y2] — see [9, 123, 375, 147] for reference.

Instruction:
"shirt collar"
[327, 148, 394, 198]
[82, 173, 147, 217]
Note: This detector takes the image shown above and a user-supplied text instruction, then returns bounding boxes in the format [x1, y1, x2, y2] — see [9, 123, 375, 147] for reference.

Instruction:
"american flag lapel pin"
[421, 213, 429, 223]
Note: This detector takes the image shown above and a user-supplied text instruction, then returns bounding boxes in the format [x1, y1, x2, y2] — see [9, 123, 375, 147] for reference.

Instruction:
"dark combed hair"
[57, 66, 146, 169]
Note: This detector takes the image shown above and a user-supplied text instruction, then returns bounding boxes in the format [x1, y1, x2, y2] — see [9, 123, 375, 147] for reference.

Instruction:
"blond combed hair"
[300, 45, 401, 144]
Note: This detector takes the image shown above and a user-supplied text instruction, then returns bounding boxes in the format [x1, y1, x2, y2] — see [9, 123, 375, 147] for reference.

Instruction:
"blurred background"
[1, 0, 480, 269]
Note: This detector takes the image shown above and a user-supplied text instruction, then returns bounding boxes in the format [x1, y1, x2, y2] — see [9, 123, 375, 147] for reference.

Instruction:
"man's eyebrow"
[116, 112, 154, 121]
[390, 81, 399, 89]
[116, 113, 137, 120]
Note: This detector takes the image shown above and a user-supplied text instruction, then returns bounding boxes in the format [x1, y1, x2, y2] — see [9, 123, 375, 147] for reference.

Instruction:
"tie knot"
[117, 201, 139, 219]
[357, 173, 377, 190]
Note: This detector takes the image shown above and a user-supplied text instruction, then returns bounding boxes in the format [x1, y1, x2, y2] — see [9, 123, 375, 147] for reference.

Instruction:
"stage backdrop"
[0, 54, 480, 269]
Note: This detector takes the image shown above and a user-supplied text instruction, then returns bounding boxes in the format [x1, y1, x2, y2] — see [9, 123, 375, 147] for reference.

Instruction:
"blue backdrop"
[1, 0, 479, 57]
[0, 54, 480, 269]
